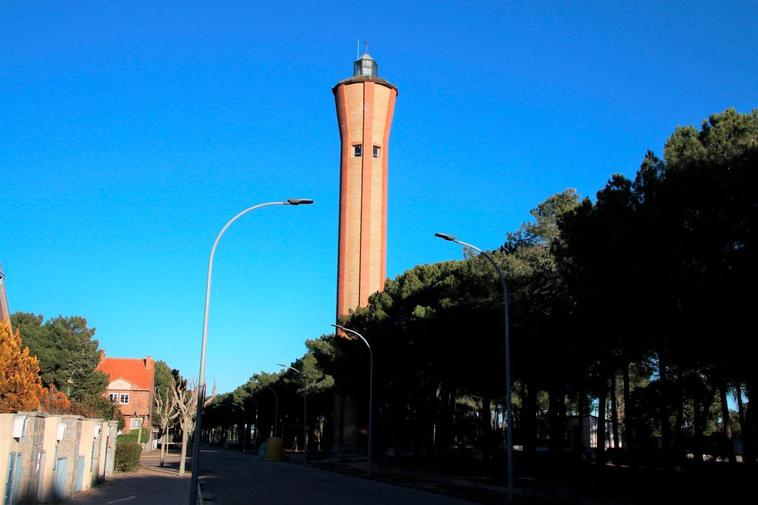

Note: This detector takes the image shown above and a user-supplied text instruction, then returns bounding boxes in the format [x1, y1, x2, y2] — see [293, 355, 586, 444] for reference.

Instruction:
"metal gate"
[53, 457, 67, 502]
[3, 452, 22, 505]
[74, 456, 85, 492]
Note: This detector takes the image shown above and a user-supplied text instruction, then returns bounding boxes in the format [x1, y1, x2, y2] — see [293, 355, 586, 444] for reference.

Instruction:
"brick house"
[96, 354, 155, 434]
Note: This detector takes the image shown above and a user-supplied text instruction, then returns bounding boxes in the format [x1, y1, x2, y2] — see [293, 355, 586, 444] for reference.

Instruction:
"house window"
[130, 418, 141, 429]
[108, 393, 118, 403]
[373, 146, 381, 158]
[353, 145, 362, 157]
[119, 394, 129, 404]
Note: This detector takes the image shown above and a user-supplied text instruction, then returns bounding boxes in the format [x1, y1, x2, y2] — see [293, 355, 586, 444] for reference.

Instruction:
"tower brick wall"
[334, 55, 397, 317]
[0, 265, 10, 327]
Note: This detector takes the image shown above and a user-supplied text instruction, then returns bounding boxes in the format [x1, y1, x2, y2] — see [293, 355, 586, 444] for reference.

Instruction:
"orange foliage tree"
[39, 384, 71, 414]
[0, 320, 43, 412]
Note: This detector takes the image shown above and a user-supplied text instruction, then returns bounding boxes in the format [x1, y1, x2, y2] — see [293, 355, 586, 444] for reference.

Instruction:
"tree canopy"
[0, 320, 43, 412]
[11, 313, 108, 401]
[203, 107, 757, 467]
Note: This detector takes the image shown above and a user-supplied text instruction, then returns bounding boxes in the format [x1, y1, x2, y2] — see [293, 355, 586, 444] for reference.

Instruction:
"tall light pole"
[278, 364, 308, 459]
[188, 198, 314, 505]
[435, 232, 514, 504]
[331, 323, 374, 476]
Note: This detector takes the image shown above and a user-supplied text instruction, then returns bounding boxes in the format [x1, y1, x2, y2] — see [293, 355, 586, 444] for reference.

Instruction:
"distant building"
[96, 354, 155, 433]
[0, 263, 10, 327]
[334, 50, 398, 317]
[332, 50, 398, 452]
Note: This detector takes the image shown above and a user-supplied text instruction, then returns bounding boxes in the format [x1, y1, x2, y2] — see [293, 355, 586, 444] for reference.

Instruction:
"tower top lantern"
[354, 53, 378, 78]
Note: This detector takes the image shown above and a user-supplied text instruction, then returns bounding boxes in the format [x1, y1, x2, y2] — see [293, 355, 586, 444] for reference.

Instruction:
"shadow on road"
[71, 452, 191, 505]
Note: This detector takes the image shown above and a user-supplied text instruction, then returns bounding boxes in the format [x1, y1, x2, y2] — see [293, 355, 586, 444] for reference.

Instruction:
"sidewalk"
[71, 451, 191, 505]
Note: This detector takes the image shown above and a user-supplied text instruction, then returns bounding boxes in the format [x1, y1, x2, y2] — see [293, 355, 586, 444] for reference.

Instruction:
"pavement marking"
[106, 497, 136, 504]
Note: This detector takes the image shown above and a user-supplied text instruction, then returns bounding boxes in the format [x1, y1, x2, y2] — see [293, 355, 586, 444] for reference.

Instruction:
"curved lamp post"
[188, 198, 314, 505]
[435, 232, 514, 504]
[278, 364, 308, 458]
[331, 323, 374, 476]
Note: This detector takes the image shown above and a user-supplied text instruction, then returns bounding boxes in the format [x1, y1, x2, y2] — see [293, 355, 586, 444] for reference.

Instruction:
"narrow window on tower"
[373, 146, 381, 158]
[353, 145, 362, 157]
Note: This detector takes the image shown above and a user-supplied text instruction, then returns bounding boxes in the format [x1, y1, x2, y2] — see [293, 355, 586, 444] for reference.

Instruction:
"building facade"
[0, 413, 118, 504]
[96, 355, 155, 434]
[333, 52, 397, 317]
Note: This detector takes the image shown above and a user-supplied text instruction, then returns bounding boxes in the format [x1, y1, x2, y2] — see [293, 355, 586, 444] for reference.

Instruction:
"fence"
[0, 413, 118, 504]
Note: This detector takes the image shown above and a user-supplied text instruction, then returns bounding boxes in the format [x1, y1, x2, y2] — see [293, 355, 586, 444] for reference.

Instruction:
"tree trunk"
[179, 428, 189, 476]
[692, 394, 704, 463]
[577, 392, 586, 456]
[436, 383, 454, 454]
[548, 383, 564, 457]
[480, 395, 493, 462]
[703, 387, 715, 462]
[597, 379, 607, 465]
[611, 371, 620, 458]
[744, 378, 757, 464]
[159, 429, 166, 467]
[674, 394, 685, 459]
[523, 381, 538, 461]
[719, 382, 736, 463]
[657, 352, 672, 459]
[622, 363, 631, 453]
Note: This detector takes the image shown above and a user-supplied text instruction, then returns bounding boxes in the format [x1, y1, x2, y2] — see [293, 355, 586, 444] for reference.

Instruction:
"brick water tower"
[333, 51, 398, 317]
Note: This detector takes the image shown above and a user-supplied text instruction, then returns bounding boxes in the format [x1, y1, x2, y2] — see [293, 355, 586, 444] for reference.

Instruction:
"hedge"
[115, 440, 142, 472]
[117, 428, 148, 444]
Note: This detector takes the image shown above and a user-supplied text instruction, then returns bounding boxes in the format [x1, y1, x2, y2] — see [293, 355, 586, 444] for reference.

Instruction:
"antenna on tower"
[356, 40, 360, 59]
[364, 40, 369, 55]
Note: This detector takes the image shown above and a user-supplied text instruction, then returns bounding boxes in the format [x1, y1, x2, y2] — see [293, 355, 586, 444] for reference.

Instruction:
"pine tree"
[0, 320, 43, 412]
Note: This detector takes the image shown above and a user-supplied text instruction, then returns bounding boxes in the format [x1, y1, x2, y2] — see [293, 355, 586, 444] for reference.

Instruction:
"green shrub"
[114, 440, 142, 472]
[117, 428, 148, 444]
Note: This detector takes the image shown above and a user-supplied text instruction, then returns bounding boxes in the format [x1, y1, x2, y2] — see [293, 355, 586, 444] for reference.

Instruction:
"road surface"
[199, 448, 477, 505]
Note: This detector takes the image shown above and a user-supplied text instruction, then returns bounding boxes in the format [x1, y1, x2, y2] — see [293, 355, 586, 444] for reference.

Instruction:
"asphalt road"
[198, 448, 478, 505]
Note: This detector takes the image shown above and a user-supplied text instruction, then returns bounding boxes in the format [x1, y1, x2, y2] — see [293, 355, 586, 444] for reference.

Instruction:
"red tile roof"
[97, 355, 155, 391]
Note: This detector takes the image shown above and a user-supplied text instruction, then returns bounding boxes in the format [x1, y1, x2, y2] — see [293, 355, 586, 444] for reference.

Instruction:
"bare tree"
[155, 384, 179, 467]
[172, 380, 216, 476]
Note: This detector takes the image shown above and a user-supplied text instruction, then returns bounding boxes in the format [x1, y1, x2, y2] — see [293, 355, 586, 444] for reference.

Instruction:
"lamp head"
[287, 198, 315, 206]
[435, 232, 457, 242]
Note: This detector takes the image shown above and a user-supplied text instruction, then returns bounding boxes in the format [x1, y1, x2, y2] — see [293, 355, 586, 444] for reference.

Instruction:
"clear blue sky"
[1, 1, 756, 393]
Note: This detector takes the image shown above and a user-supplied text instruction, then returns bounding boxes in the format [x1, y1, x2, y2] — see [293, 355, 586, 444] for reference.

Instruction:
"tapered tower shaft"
[334, 53, 397, 317]
[0, 264, 10, 328]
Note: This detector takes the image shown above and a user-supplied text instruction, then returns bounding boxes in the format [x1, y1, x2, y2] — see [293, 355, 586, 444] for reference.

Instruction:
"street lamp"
[278, 364, 308, 459]
[188, 198, 314, 505]
[331, 323, 374, 476]
[435, 232, 514, 504]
